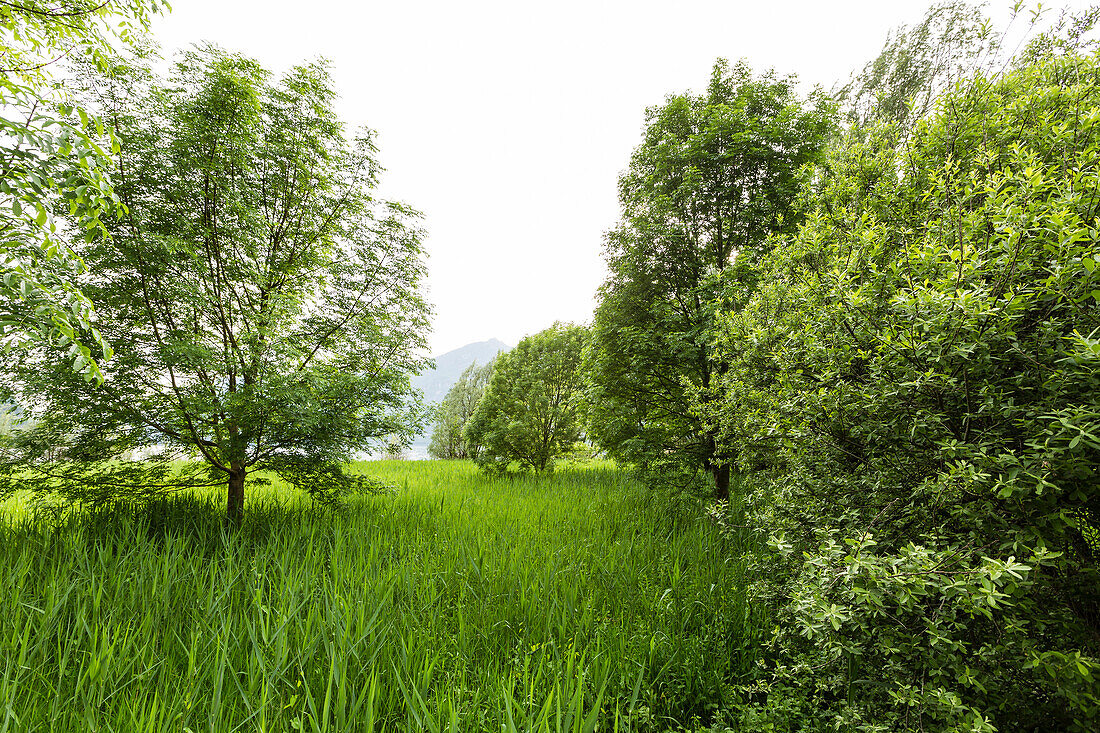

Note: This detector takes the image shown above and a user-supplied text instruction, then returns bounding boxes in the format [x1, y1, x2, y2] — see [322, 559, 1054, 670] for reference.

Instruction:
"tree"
[465, 323, 586, 473]
[1, 1, 166, 380]
[0, 47, 431, 523]
[586, 59, 832, 498]
[428, 359, 494, 460]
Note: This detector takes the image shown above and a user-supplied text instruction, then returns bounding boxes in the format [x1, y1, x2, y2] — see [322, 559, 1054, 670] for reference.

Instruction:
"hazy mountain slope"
[406, 338, 510, 456]
[412, 338, 509, 404]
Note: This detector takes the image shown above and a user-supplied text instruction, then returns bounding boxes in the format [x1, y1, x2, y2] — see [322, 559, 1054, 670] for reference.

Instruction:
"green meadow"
[0, 461, 757, 732]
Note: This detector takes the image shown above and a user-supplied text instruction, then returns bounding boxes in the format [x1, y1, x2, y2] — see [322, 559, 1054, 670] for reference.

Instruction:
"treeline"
[584, 3, 1099, 731]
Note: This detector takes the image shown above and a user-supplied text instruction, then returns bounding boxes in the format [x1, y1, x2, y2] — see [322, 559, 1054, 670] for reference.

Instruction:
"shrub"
[709, 50, 1100, 731]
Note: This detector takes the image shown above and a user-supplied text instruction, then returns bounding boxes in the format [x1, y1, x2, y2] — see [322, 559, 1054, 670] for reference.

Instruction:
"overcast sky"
[148, 1, 1092, 355]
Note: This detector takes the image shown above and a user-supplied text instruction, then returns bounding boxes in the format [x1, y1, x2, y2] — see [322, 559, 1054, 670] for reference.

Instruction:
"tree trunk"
[705, 432, 731, 501]
[712, 463, 730, 502]
[226, 464, 246, 525]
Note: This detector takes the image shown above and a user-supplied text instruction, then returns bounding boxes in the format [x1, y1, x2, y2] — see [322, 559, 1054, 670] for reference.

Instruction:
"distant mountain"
[412, 338, 510, 404]
[405, 338, 509, 457]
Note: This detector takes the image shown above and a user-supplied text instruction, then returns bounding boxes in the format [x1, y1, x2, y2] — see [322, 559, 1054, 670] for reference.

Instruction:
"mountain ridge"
[412, 338, 510, 405]
[408, 338, 510, 454]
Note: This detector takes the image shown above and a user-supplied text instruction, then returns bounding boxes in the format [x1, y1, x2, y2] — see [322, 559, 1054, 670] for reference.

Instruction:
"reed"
[0, 461, 758, 732]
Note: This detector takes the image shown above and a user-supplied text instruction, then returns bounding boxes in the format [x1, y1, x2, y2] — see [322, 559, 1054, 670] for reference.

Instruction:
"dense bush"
[705, 50, 1100, 730]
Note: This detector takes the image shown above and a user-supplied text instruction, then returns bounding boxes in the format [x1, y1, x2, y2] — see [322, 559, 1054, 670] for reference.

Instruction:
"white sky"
[148, 1, 1094, 355]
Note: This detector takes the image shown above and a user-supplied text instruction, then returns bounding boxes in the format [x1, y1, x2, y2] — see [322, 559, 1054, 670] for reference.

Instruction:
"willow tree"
[1, 47, 430, 522]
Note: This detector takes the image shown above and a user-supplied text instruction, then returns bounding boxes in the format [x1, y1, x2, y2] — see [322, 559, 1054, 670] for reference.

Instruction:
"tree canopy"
[0, 0, 167, 380]
[833, 0, 996, 130]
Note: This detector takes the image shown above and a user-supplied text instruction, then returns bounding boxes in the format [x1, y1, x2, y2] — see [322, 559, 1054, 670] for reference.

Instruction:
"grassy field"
[0, 461, 758, 732]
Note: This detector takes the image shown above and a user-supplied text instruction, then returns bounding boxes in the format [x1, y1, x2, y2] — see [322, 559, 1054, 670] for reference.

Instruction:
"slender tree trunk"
[227, 463, 246, 525]
[712, 463, 730, 502]
[703, 429, 731, 501]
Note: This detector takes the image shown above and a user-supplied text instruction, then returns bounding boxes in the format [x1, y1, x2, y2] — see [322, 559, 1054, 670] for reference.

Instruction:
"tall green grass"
[0, 461, 758, 732]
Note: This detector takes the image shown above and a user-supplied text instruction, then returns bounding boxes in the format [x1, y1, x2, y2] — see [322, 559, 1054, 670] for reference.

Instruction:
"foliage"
[706, 46, 1100, 731]
[0, 403, 22, 437]
[0, 47, 431, 522]
[833, 1, 996, 131]
[0, 460, 756, 731]
[466, 323, 587, 473]
[586, 58, 833, 499]
[428, 359, 494, 459]
[0, 1, 166, 379]
[1014, 3, 1100, 66]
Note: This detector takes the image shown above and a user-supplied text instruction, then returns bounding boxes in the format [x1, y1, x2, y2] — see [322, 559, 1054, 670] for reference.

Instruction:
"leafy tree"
[466, 323, 586, 473]
[709, 45, 1100, 731]
[428, 359, 494, 460]
[587, 59, 832, 498]
[1, 0, 166, 380]
[0, 47, 430, 523]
